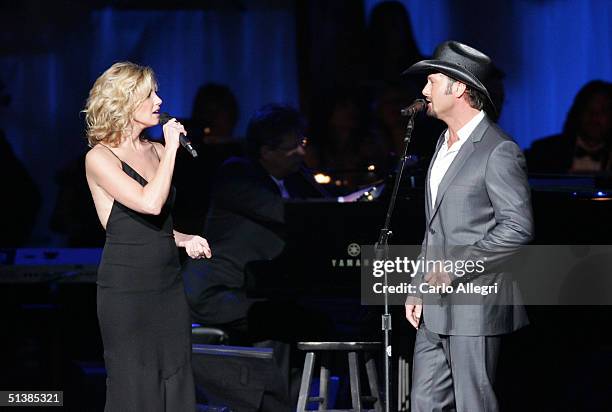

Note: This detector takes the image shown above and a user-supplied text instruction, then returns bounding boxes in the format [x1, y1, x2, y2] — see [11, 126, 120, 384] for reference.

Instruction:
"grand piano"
[245, 174, 612, 299]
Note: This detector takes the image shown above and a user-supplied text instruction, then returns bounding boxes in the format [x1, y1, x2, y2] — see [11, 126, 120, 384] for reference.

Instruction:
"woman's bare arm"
[85, 120, 183, 215]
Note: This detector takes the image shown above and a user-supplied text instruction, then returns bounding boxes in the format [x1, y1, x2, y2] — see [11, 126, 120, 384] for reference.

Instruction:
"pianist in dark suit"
[181, 103, 329, 343]
[403, 41, 534, 412]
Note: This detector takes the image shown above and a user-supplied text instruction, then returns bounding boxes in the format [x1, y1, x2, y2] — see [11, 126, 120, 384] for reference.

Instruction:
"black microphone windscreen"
[401, 99, 427, 116]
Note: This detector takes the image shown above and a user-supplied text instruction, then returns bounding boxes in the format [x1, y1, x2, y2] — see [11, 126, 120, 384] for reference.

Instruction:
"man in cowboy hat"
[403, 41, 533, 411]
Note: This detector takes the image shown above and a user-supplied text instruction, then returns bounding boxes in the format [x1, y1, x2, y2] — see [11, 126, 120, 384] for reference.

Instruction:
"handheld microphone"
[158, 112, 198, 158]
[401, 99, 427, 117]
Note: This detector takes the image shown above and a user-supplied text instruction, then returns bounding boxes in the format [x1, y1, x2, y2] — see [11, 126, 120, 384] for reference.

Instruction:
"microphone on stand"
[158, 112, 198, 158]
[401, 99, 427, 117]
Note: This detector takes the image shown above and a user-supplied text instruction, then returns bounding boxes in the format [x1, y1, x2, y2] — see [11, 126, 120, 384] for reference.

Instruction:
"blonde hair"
[83, 62, 157, 147]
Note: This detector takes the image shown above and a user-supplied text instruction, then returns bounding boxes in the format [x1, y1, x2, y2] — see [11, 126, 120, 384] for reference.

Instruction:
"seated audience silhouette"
[527, 80, 612, 174]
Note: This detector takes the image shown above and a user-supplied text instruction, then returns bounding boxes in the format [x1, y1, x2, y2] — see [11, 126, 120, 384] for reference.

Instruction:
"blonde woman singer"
[83, 62, 211, 411]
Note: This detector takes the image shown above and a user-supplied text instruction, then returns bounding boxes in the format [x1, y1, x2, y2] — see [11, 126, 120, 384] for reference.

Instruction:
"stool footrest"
[298, 342, 382, 351]
[316, 409, 378, 412]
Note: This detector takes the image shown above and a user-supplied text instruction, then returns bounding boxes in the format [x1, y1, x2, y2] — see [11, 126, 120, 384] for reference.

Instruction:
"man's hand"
[424, 270, 452, 288]
[405, 296, 423, 329]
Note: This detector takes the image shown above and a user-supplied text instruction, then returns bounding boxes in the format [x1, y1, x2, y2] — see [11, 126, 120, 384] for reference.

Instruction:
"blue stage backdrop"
[0, 0, 610, 246]
[365, 0, 612, 149]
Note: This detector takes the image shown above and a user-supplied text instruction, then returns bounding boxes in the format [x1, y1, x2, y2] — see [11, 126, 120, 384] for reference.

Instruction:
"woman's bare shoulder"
[86, 144, 122, 173]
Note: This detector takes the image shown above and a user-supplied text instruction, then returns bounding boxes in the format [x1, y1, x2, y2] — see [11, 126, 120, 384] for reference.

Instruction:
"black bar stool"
[296, 342, 383, 412]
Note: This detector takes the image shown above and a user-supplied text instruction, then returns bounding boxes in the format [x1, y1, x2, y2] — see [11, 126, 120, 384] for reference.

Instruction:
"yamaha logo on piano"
[331, 243, 370, 268]
[347, 243, 360, 257]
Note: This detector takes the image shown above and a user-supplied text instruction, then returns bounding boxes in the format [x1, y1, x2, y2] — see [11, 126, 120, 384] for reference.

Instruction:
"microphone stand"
[375, 112, 418, 412]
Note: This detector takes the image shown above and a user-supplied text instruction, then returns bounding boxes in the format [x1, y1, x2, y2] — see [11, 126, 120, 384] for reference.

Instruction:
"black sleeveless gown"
[97, 159, 195, 412]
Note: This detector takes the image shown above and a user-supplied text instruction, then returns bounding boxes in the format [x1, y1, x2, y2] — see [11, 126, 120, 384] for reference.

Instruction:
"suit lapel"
[428, 116, 491, 226]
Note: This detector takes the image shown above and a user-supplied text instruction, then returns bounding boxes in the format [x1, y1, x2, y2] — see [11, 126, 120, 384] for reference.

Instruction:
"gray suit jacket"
[410, 115, 533, 336]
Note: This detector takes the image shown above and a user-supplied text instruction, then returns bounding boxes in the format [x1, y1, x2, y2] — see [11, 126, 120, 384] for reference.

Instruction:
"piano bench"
[296, 341, 383, 412]
[191, 344, 279, 411]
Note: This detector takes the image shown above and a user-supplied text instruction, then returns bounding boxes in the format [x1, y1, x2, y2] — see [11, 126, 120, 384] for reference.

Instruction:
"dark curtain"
[0, 1, 298, 246]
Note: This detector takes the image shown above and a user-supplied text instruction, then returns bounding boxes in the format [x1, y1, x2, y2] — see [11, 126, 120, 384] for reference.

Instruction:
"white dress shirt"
[429, 110, 485, 208]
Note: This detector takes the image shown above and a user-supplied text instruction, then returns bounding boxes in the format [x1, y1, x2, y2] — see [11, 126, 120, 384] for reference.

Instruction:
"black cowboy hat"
[403, 40, 496, 113]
